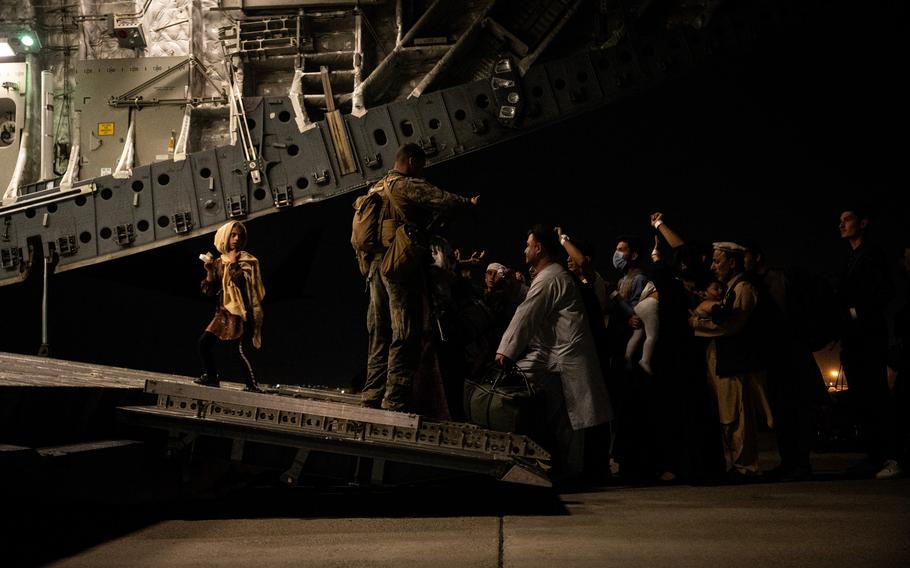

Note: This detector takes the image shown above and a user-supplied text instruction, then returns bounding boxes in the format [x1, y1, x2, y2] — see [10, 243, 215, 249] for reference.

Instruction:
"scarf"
[213, 221, 266, 348]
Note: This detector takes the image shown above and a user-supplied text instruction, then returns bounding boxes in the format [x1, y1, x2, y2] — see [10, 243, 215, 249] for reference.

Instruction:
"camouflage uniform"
[362, 170, 472, 411]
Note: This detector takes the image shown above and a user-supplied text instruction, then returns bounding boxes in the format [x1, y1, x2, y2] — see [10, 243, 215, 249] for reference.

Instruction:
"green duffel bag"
[463, 364, 542, 434]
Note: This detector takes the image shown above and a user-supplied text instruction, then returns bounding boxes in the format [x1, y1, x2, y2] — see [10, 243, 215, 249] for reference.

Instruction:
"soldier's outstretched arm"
[400, 177, 476, 211]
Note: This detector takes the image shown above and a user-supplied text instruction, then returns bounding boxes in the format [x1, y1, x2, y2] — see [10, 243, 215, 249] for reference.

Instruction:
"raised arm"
[651, 212, 685, 249]
[555, 226, 595, 281]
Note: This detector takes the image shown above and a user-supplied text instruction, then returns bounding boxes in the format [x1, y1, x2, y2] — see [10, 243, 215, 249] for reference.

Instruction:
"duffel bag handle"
[491, 364, 534, 397]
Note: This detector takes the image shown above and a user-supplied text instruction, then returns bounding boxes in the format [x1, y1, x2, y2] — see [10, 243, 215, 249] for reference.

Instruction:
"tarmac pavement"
[19, 451, 909, 568]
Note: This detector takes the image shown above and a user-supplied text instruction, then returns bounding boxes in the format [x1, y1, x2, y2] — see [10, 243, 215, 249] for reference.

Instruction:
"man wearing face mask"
[610, 236, 649, 319]
[607, 237, 650, 369]
[604, 235, 652, 480]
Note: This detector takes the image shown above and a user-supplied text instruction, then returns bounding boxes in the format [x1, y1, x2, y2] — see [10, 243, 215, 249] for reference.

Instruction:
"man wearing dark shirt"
[836, 208, 902, 479]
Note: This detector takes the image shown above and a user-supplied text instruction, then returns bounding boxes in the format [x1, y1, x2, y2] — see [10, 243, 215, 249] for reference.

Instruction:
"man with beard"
[496, 225, 613, 480]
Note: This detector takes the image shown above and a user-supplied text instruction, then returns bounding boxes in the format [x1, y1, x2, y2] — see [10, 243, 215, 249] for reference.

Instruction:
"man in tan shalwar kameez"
[691, 242, 773, 477]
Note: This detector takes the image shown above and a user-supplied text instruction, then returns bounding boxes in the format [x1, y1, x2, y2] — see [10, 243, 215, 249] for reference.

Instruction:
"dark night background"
[1, 1, 907, 388]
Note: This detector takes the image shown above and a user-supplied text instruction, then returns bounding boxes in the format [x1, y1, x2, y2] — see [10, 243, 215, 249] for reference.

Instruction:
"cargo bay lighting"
[0, 31, 40, 57]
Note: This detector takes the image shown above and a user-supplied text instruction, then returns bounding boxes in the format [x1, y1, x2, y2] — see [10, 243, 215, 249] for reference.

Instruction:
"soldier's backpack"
[351, 178, 388, 275]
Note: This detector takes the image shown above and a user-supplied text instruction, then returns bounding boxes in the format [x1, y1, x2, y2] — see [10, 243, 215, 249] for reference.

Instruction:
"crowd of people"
[193, 143, 908, 488]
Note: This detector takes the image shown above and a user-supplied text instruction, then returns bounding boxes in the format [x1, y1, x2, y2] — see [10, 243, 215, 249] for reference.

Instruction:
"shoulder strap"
[384, 175, 411, 227]
[367, 176, 387, 196]
[363, 175, 392, 224]
[384, 175, 403, 216]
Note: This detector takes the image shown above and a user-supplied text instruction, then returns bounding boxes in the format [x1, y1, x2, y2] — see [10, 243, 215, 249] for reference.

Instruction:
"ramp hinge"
[1, 246, 21, 269]
[171, 211, 194, 234]
[272, 185, 293, 208]
[57, 235, 78, 257]
[312, 170, 329, 185]
[114, 223, 135, 246]
[227, 195, 248, 218]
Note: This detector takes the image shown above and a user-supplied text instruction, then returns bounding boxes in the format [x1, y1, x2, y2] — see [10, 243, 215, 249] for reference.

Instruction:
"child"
[625, 280, 659, 375]
[195, 221, 265, 391]
[694, 279, 725, 320]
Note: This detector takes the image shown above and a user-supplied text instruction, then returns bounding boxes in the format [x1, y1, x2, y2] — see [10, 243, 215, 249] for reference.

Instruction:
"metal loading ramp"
[118, 379, 552, 488]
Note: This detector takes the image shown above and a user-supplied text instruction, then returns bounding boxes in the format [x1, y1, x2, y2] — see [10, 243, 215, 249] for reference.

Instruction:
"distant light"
[829, 369, 840, 379]
[19, 34, 35, 48]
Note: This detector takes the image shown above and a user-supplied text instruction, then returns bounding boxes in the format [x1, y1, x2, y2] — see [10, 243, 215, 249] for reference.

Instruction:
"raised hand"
[457, 249, 486, 265]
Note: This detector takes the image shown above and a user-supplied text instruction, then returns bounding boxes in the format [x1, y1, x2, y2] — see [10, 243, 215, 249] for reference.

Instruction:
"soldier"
[361, 143, 479, 412]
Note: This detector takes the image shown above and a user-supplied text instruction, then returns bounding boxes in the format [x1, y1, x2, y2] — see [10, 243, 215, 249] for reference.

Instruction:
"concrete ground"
[12, 452, 909, 568]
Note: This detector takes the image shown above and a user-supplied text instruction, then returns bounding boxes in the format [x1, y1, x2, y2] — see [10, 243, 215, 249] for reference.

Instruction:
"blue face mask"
[613, 250, 628, 271]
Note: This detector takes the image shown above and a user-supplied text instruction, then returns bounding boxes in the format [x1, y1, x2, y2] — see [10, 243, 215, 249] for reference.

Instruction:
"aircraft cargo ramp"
[1, 351, 551, 495]
[119, 379, 553, 488]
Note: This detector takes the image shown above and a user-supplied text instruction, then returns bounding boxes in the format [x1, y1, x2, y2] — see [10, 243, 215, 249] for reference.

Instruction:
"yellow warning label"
[98, 123, 115, 136]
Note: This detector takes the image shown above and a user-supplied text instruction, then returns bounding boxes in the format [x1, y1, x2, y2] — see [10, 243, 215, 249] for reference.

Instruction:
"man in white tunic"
[496, 226, 613, 477]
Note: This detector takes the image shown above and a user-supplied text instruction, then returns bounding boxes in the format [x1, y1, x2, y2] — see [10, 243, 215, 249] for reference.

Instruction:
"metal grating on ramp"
[119, 378, 551, 487]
